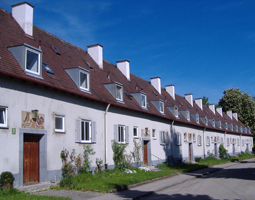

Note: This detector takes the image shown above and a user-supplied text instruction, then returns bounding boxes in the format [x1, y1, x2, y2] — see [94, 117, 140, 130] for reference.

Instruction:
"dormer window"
[141, 93, 147, 108]
[212, 119, 215, 127]
[8, 43, 42, 78]
[116, 84, 123, 101]
[225, 122, 228, 130]
[244, 127, 247, 133]
[234, 125, 238, 131]
[174, 106, 178, 118]
[26, 49, 40, 75]
[219, 121, 221, 128]
[229, 124, 233, 131]
[186, 110, 190, 121]
[196, 113, 199, 123]
[205, 116, 208, 125]
[159, 101, 164, 113]
[104, 82, 124, 102]
[79, 70, 90, 91]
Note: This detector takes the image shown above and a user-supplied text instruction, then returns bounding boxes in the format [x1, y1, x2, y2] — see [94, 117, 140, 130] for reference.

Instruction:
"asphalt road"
[143, 160, 255, 200]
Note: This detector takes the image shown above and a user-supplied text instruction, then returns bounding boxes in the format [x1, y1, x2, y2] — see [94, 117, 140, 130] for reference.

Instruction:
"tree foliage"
[218, 88, 255, 134]
[202, 96, 209, 106]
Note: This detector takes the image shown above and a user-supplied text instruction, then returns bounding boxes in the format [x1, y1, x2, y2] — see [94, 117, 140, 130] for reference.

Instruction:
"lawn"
[0, 188, 70, 200]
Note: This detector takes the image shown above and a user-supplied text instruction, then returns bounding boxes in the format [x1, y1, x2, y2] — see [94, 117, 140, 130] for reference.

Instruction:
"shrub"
[59, 175, 74, 188]
[111, 140, 127, 170]
[131, 139, 142, 167]
[60, 149, 76, 177]
[95, 158, 103, 173]
[219, 144, 228, 159]
[195, 157, 201, 163]
[0, 171, 15, 187]
[80, 145, 95, 173]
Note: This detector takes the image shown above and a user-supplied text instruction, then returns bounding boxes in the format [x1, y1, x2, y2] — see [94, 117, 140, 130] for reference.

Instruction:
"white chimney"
[185, 94, 193, 107]
[117, 60, 130, 81]
[165, 85, 175, 100]
[227, 110, 232, 119]
[216, 107, 223, 117]
[209, 104, 215, 114]
[195, 98, 203, 110]
[233, 113, 238, 121]
[150, 77, 161, 94]
[12, 2, 34, 36]
[87, 44, 103, 69]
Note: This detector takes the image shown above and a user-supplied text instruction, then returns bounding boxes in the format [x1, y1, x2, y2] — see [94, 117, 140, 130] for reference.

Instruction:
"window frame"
[206, 136, 210, 146]
[0, 106, 8, 128]
[133, 126, 138, 138]
[118, 125, 126, 144]
[186, 110, 190, 121]
[25, 47, 41, 76]
[160, 131, 167, 145]
[141, 93, 147, 108]
[55, 115, 65, 133]
[196, 113, 199, 123]
[80, 119, 92, 143]
[174, 106, 178, 118]
[152, 129, 156, 139]
[159, 101, 164, 114]
[205, 116, 208, 126]
[115, 84, 123, 101]
[79, 69, 90, 91]
[197, 135, 202, 146]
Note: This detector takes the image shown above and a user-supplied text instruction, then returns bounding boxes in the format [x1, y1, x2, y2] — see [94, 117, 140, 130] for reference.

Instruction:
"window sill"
[152, 137, 157, 140]
[25, 71, 43, 79]
[0, 126, 8, 129]
[76, 141, 93, 144]
[55, 130, 65, 134]
[133, 136, 139, 139]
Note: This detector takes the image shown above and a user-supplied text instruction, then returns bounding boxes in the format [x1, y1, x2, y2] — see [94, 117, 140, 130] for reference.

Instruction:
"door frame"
[142, 138, 151, 166]
[19, 128, 47, 186]
[188, 142, 193, 162]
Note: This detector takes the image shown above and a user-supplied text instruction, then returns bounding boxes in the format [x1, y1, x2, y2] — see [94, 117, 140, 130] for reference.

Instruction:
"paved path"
[18, 158, 255, 200]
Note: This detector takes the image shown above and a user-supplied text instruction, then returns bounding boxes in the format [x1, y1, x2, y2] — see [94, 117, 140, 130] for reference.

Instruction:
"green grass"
[54, 169, 176, 192]
[0, 188, 70, 200]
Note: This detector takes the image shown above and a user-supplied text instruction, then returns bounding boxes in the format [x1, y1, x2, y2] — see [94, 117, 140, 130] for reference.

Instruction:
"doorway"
[233, 144, 235, 156]
[23, 134, 40, 184]
[189, 143, 193, 162]
[214, 143, 218, 157]
[144, 141, 148, 166]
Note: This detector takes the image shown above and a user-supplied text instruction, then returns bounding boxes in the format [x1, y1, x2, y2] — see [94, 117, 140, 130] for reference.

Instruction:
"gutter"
[104, 103, 111, 169]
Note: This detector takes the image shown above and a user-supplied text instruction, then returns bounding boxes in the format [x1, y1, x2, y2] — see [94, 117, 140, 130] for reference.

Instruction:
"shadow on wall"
[168, 128, 183, 164]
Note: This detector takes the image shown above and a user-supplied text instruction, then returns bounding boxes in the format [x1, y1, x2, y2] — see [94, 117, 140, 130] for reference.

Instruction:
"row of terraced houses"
[0, 2, 253, 186]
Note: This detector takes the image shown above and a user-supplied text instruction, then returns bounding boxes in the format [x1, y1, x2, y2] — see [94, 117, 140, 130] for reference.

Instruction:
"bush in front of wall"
[0, 171, 15, 189]
[111, 140, 127, 171]
[219, 144, 228, 159]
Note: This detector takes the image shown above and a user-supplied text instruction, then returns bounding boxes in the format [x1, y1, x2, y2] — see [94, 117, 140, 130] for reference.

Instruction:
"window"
[116, 84, 123, 101]
[152, 129, 156, 139]
[197, 135, 202, 146]
[196, 114, 199, 123]
[176, 133, 182, 146]
[79, 70, 89, 91]
[55, 115, 64, 133]
[227, 138, 230, 146]
[75, 119, 96, 143]
[205, 116, 208, 126]
[229, 124, 233, 131]
[160, 131, 167, 145]
[159, 101, 164, 113]
[186, 111, 190, 121]
[114, 125, 129, 144]
[237, 139, 240, 146]
[193, 133, 196, 142]
[133, 126, 138, 138]
[219, 121, 222, 128]
[25, 48, 40, 75]
[206, 136, 210, 146]
[140, 94, 146, 108]
[242, 139, 244, 146]
[0, 107, 7, 128]
[225, 122, 228, 130]
[42, 62, 54, 74]
[212, 119, 215, 127]
[220, 137, 224, 144]
[184, 132, 187, 142]
[174, 106, 178, 118]
[234, 125, 238, 131]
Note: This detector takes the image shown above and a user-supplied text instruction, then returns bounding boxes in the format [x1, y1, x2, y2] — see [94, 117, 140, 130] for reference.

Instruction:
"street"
[143, 160, 255, 200]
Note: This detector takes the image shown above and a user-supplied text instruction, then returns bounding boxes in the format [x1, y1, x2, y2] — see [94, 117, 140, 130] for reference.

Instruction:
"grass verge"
[0, 188, 70, 200]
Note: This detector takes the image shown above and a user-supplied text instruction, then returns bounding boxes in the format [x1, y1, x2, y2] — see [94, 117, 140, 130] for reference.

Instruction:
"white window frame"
[196, 113, 199, 123]
[176, 133, 182, 146]
[118, 125, 126, 143]
[225, 122, 228, 130]
[25, 47, 41, 76]
[193, 133, 196, 142]
[115, 84, 123, 101]
[227, 138, 230, 146]
[212, 119, 215, 127]
[219, 121, 222, 128]
[206, 136, 210, 146]
[205, 116, 208, 126]
[159, 101, 164, 113]
[55, 115, 65, 133]
[152, 129, 156, 139]
[197, 135, 202, 146]
[133, 126, 138, 138]
[174, 106, 178, 118]
[237, 138, 240, 146]
[141, 94, 147, 108]
[242, 139, 244, 146]
[0, 106, 8, 128]
[220, 137, 224, 144]
[160, 131, 167, 145]
[79, 70, 90, 91]
[186, 110, 190, 121]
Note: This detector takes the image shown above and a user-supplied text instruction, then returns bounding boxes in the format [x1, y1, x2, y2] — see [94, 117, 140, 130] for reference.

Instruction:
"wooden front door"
[23, 134, 39, 184]
[144, 141, 148, 166]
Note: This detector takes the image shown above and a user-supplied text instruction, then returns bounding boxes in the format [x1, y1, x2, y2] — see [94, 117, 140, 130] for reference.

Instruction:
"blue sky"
[1, 0, 255, 104]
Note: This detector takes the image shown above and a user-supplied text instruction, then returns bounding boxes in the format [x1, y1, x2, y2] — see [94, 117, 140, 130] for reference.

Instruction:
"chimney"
[195, 98, 203, 110]
[165, 85, 175, 100]
[87, 44, 103, 69]
[12, 2, 34, 36]
[216, 107, 223, 117]
[227, 111, 232, 119]
[233, 113, 238, 121]
[185, 94, 193, 107]
[117, 60, 130, 81]
[209, 104, 215, 114]
[150, 77, 161, 94]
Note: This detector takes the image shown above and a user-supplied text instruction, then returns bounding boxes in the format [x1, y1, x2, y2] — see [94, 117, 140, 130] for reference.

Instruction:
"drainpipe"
[203, 128, 206, 158]
[224, 132, 227, 149]
[170, 121, 175, 165]
[104, 103, 111, 169]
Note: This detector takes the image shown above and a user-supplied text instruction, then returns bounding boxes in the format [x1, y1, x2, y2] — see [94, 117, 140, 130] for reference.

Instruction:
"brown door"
[23, 134, 39, 184]
[144, 141, 148, 166]
[189, 143, 192, 162]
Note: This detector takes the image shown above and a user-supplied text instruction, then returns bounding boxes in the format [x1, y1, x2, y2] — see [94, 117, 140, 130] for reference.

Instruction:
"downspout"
[224, 132, 227, 149]
[170, 121, 175, 165]
[203, 128, 206, 158]
[104, 103, 111, 169]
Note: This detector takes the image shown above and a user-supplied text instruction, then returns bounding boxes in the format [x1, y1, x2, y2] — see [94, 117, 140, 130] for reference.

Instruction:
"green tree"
[218, 88, 255, 135]
[202, 96, 209, 106]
